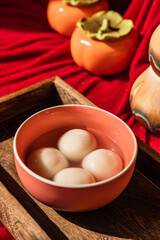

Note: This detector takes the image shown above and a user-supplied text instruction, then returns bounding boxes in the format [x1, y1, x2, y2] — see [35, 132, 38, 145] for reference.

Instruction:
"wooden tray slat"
[0, 76, 95, 124]
[0, 76, 160, 240]
[0, 182, 51, 240]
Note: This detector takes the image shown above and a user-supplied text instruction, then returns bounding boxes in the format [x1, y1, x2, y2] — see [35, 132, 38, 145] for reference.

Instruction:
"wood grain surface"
[0, 76, 160, 240]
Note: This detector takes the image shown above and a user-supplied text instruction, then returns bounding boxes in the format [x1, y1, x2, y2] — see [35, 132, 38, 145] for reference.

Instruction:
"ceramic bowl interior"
[13, 105, 138, 212]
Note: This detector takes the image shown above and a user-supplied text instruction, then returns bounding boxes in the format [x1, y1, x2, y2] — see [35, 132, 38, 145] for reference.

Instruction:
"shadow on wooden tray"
[57, 170, 159, 240]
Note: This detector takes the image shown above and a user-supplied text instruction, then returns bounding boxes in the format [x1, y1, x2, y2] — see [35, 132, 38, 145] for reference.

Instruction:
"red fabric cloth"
[0, 0, 160, 239]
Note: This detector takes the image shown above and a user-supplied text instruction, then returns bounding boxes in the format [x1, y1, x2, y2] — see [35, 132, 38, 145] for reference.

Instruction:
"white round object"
[54, 167, 95, 185]
[57, 129, 97, 162]
[82, 149, 123, 181]
[27, 147, 69, 180]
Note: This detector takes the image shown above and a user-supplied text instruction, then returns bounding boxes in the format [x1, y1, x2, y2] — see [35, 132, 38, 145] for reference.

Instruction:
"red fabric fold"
[0, 0, 160, 239]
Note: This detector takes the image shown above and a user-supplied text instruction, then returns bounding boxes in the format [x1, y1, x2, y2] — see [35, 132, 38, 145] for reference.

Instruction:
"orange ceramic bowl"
[13, 105, 137, 212]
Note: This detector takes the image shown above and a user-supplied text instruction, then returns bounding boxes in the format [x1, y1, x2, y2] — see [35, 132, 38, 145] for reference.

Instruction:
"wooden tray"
[0, 76, 160, 240]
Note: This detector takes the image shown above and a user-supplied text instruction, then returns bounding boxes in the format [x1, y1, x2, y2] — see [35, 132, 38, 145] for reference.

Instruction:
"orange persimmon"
[70, 11, 139, 75]
[47, 0, 109, 37]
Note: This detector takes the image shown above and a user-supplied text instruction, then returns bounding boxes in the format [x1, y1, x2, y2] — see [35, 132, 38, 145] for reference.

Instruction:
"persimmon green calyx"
[63, 0, 99, 6]
[77, 10, 134, 40]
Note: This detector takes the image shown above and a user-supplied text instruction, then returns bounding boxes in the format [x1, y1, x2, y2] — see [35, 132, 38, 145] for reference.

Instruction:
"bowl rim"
[13, 104, 138, 189]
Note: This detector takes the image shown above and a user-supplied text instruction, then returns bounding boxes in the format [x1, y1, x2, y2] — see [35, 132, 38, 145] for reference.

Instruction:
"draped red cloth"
[0, 0, 160, 239]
